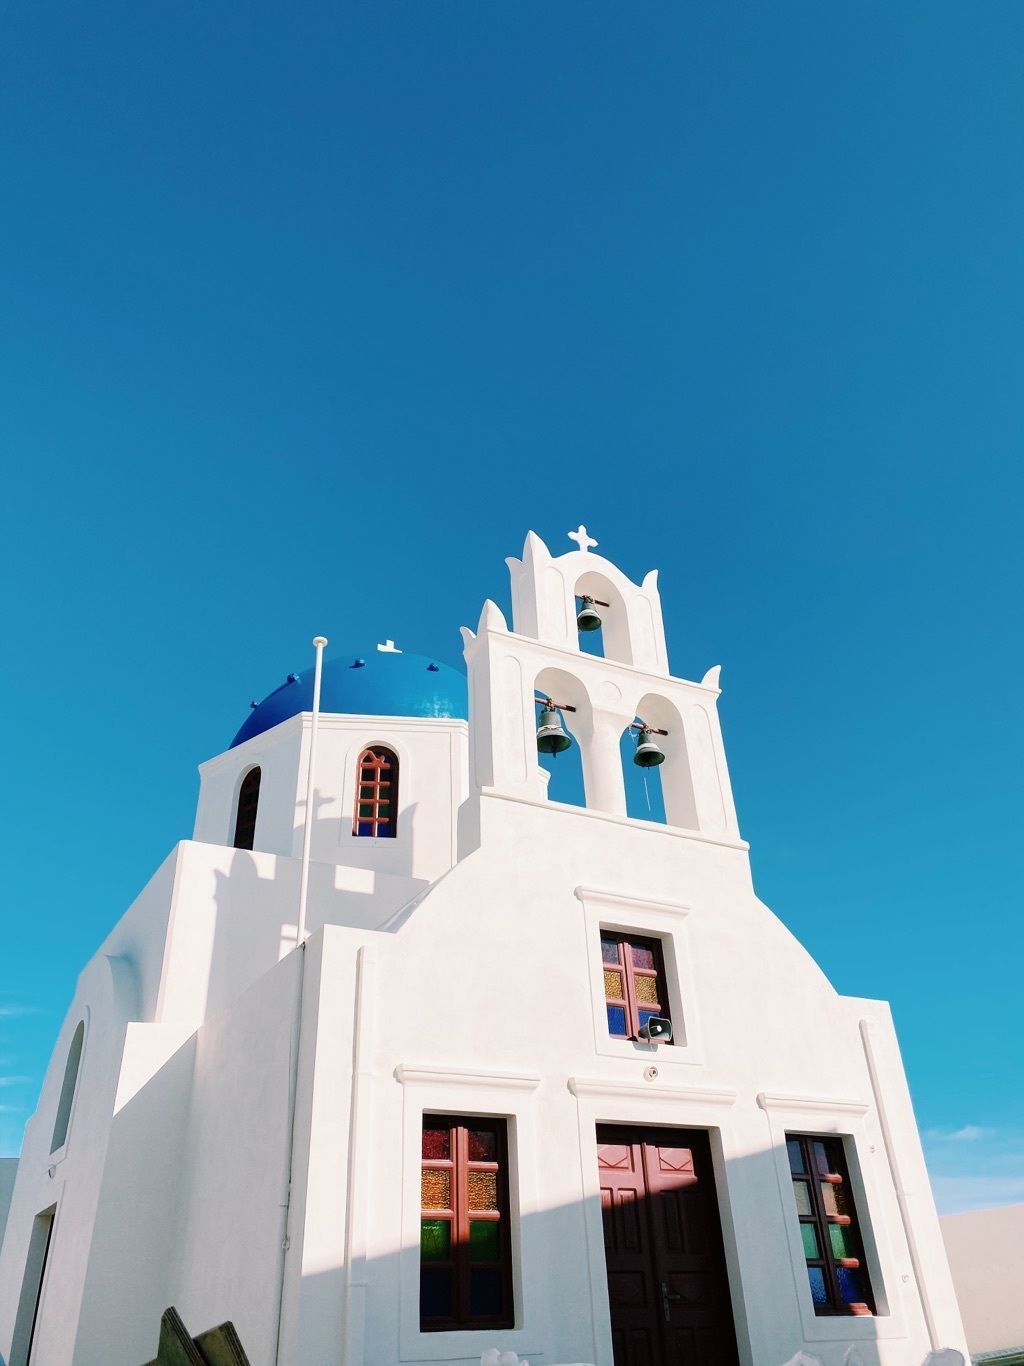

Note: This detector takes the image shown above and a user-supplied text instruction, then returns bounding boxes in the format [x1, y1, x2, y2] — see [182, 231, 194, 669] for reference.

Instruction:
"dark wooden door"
[597, 1126, 738, 1366]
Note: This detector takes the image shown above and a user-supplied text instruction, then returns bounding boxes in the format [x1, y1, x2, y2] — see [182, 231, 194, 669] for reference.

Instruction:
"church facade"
[0, 530, 967, 1366]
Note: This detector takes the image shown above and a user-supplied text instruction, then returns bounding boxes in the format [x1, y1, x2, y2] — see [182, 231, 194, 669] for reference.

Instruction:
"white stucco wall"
[941, 1204, 1024, 1356]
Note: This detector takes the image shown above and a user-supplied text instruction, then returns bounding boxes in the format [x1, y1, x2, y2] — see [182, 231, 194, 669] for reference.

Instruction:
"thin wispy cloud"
[932, 1174, 1024, 1216]
[925, 1125, 993, 1143]
[0, 1077, 32, 1089]
[0, 1005, 37, 1018]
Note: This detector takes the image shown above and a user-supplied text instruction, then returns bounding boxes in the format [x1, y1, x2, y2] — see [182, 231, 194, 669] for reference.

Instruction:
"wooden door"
[597, 1127, 738, 1366]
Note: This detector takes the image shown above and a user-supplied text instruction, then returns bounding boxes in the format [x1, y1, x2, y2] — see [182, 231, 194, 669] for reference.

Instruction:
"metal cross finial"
[568, 524, 598, 552]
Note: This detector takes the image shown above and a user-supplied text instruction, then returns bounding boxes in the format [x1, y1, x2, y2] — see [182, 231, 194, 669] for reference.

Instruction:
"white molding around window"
[573, 885, 689, 918]
[756, 1091, 870, 1116]
[568, 1076, 735, 1106]
[394, 1064, 541, 1091]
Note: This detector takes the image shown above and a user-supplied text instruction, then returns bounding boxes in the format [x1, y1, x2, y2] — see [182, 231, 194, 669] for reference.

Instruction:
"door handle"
[661, 1281, 682, 1321]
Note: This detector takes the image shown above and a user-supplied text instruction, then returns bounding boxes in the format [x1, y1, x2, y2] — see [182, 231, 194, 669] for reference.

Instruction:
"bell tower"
[460, 527, 741, 839]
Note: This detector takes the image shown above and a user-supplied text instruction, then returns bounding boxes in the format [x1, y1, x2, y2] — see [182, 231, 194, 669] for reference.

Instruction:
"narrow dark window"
[601, 932, 668, 1040]
[10, 1205, 56, 1366]
[420, 1116, 513, 1331]
[50, 1021, 84, 1153]
[233, 767, 261, 850]
[353, 747, 398, 838]
[787, 1133, 875, 1316]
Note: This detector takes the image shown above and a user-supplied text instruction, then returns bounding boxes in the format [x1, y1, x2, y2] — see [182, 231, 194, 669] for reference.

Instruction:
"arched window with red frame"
[353, 746, 399, 838]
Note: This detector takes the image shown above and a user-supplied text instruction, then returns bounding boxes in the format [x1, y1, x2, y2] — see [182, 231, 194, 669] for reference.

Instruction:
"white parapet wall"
[941, 1205, 1024, 1358]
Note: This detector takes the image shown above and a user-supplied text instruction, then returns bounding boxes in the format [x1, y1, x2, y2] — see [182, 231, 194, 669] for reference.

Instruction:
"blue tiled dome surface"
[230, 649, 468, 748]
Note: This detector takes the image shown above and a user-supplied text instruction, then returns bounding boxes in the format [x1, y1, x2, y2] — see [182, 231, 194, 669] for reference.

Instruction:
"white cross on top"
[568, 524, 598, 552]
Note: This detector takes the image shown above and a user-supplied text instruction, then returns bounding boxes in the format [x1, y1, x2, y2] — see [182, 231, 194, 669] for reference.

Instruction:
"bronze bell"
[633, 727, 666, 767]
[576, 595, 602, 633]
[536, 706, 573, 754]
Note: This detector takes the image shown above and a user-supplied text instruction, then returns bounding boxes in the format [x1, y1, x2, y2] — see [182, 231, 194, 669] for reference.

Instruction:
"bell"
[576, 596, 602, 633]
[633, 727, 665, 768]
[536, 707, 573, 755]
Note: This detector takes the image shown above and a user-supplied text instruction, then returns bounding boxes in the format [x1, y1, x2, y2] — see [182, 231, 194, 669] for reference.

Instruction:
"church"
[0, 528, 967, 1366]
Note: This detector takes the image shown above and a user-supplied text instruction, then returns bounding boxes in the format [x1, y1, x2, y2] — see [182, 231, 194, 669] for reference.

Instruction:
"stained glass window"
[599, 932, 670, 1041]
[233, 767, 261, 850]
[786, 1133, 875, 1316]
[420, 1116, 512, 1331]
[352, 746, 398, 838]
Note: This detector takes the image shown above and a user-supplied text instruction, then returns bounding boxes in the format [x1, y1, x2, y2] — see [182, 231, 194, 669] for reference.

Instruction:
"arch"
[232, 766, 261, 850]
[534, 667, 592, 809]
[353, 745, 399, 838]
[631, 693, 698, 830]
[574, 569, 632, 664]
[50, 1019, 85, 1153]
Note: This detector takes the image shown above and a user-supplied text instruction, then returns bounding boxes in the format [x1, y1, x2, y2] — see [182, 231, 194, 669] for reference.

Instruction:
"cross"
[568, 524, 598, 552]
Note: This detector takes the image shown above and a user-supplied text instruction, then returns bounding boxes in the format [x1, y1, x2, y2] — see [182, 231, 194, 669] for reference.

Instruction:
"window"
[50, 1020, 85, 1153]
[10, 1205, 55, 1366]
[420, 1116, 513, 1331]
[353, 746, 398, 838]
[787, 1134, 875, 1316]
[601, 932, 668, 1040]
[233, 767, 261, 850]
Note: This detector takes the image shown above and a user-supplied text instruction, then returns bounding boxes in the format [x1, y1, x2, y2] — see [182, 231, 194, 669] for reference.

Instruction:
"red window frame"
[420, 1116, 513, 1331]
[787, 1133, 875, 1316]
[601, 932, 669, 1041]
[352, 746, 398, 838]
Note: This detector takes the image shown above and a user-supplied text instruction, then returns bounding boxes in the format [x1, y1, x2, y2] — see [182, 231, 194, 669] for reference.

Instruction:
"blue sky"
[1, 2, 1022, 1213]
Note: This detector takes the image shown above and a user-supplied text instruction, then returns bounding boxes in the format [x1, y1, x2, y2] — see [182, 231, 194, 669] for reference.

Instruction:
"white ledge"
[573, 885, 689, 917]
[569, 1077, 736, 1106]
[479, 789, 748, 851]
[395, 1064, 541, 1091]
[756, 1091, 870, 1116]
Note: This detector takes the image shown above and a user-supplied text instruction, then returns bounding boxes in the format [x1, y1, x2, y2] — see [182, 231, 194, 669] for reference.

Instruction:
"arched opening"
[534, 667, 589, 809]
[353, 745, 399, 837]
[233, 766, 261, 850]
[631, 693, 698, 830]
[575, 570, 631, 664]
[620, 724, 667, 824]
[50, 1020, 84, 1153]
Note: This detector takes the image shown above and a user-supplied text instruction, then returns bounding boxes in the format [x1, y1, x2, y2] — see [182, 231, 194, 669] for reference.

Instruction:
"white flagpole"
[296, 635, 328, 946]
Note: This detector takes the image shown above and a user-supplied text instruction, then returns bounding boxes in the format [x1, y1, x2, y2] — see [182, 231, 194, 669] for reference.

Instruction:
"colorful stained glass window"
[787, 1133, 874, 1317]
[599, 932, 670, 1042]
[468, 1171, 498, 1210]
[601, 937, 620, 965]
[793, 1183, 813, 1217]
[634, 975, 660, 1005]
[469, 1220, 500, 1262]
[421, 1220, 450, 1261]
[421, 1169, 451, 1209]
[352, 746, 398, 838]
[422, 1124, 451, 1160]
[420, 1117, 512, 1331]
[787, 1139, 805, 1175]
[469, 1270, 504, 1317]
[420, 1270, 452, 1319]
[808, 1267, 828, 1306]
[468, 1129, 496, 1161]
[630, 944, 656, 970]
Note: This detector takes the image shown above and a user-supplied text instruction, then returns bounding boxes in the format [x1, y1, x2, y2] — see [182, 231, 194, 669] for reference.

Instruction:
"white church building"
[0, 529, 967, 1366]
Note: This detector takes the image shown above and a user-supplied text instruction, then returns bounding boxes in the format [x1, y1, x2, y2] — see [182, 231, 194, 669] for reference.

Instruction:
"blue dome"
[230, 649, 468, 748]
